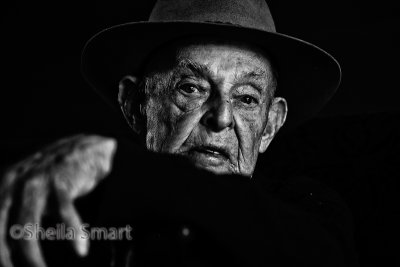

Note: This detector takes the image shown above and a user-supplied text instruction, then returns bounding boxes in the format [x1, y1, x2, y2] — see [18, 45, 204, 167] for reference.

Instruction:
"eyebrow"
[174, 58, 212, 78]
[174, 58, 268, 92]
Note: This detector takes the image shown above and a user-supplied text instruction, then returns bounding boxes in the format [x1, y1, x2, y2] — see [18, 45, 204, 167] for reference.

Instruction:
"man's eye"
[177, 83, 199, 94]
[240, 95, 258, 105]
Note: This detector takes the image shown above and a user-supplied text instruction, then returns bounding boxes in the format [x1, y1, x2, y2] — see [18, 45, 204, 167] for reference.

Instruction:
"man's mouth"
[192, 145, 229, 157]
[185, 145, 230, 167]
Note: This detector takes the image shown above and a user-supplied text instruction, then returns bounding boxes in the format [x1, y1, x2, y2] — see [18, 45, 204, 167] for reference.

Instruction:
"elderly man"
[0, 0, 357, 266]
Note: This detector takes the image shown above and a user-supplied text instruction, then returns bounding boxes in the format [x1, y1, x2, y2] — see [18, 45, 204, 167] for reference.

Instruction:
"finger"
[52, 136, 117, 199]
[17, 175, 49, 267]
[74, 136, 117, 185]
[50, 136, 116, 257]
[0, 170, 17, 267]
[57, 195, 89, 257]
[0, 198, 14, 267]
[0, 205, 13, 267]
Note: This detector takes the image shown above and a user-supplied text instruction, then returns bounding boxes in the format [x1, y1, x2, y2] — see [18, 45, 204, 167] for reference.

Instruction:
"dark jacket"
[73, 140, 358, 267]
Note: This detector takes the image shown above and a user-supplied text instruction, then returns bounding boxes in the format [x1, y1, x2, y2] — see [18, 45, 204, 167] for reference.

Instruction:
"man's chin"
[193, 162, 233, 175]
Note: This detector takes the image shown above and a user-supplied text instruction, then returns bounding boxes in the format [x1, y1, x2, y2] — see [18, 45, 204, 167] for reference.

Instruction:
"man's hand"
[0, 135, 117, 267]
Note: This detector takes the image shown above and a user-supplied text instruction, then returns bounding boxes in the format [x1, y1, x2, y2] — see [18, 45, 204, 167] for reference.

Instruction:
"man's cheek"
[234, 115, 262, 167]
[174, 94, 204, 112]
[145, 105, 169, 151]
[160, 106, 203, 153]
[145, 97, 177, 151]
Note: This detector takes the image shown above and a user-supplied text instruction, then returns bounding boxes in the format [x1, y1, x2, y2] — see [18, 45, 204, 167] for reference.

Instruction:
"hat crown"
[149, 0, 276, 32]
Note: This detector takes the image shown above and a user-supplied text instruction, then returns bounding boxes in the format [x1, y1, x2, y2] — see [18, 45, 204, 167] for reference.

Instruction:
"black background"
[1, 1, 399, 142]
[1, 1, 400, 266]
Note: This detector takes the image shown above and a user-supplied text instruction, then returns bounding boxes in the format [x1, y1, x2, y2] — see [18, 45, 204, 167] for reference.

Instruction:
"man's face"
[123, 40, 284, 177]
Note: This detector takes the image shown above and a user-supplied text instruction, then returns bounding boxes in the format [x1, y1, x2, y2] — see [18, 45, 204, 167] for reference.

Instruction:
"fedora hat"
[81, 0, 341, 131]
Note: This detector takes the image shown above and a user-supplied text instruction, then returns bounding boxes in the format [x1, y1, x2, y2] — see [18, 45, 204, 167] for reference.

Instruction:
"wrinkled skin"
[121, 39, 287, 177]
[0, 39, 287, 267]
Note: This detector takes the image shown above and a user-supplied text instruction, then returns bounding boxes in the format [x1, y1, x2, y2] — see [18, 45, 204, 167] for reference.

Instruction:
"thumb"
[58, 197, 89, 257]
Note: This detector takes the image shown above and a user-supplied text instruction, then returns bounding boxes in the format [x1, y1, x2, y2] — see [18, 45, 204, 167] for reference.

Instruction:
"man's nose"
[201, 95, 234, 132]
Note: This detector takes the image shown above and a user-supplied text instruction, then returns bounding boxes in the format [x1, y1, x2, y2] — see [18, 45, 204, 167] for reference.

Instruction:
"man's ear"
[259, 97, 288, 153]
[118, 75, 145, 135]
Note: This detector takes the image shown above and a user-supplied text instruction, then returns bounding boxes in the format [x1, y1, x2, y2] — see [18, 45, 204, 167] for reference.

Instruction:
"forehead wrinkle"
[172, 46, 273, 93]
[174, 58, 213, 79]
[233, 68, 270, 93]
[235, 69, 267, 83]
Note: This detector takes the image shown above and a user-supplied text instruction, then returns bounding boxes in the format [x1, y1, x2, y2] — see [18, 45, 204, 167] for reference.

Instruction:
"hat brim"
[81, 21, 341, 132]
